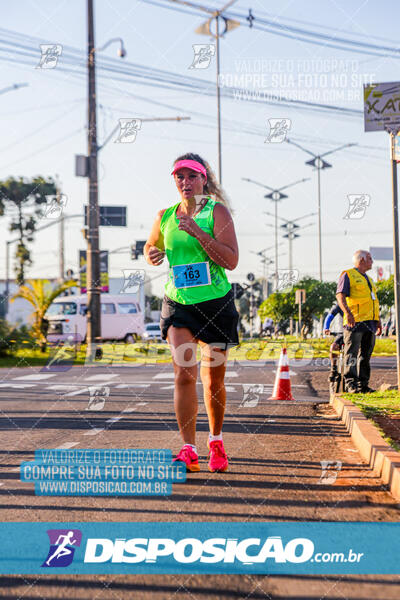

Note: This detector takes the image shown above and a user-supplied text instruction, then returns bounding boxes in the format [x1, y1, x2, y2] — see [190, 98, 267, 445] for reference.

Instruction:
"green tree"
[0, 176, 57, 285]
[148, 295, 162, 311]
[258, 277, 336, 334]
[376, 275, 394, 310]
[258, 289, 296, 324]
[11, 279, 76, 350]
[294, 277, 337, 332]
[0, 319, 11, 357]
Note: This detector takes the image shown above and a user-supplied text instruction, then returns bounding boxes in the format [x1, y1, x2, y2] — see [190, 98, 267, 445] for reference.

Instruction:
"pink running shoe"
[173, 445, 200, 472]
[207, 440, 228, 473]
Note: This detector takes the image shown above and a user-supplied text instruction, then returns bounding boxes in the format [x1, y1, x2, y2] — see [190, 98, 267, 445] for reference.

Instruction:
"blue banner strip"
[0, 522, 399, 574]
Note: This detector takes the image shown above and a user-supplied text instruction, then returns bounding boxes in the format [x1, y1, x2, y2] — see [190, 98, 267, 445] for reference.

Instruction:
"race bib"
[172, 262, 211, 289]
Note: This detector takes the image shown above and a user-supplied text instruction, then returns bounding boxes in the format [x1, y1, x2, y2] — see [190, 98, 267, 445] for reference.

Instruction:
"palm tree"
[11, 279, 76, 351]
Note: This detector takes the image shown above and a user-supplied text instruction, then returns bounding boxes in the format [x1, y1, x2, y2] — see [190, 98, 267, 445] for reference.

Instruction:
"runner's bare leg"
[199, 342, 228, 435]
[167, 326, 198, 445]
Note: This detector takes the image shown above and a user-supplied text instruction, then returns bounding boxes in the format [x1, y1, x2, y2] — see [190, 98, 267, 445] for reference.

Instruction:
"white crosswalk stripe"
[83, 428, 104, 436]
[86, 374, 119, 381]
[0, 384, 36, 388]
[63, 388, 89, 397]
[12, 373, 57, 381]
[56, 442, 79, 449]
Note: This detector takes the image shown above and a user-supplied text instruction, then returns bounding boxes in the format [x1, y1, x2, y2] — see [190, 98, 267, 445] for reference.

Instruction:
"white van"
[45, 294, 145, 343]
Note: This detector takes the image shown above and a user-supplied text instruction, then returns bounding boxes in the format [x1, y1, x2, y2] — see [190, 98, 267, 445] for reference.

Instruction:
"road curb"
[330, 394, 400, 501]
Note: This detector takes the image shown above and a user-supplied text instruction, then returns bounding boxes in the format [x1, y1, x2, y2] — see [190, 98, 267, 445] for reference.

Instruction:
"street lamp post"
[85, 1, 127, 358]
[86, 0, 101, 359]
[242, 177, 310, 289]
[250, 243, 281, 298]
[286, 139, 356, 281]
[169, 0, 240, 183]
[265, 211, 317, 271]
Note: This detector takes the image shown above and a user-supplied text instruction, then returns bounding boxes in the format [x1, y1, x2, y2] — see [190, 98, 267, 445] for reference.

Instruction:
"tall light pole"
[282, 222, 314, 272]
[250, 243, 283, 298]
[86, 1, 127, 358]
[286, 138, 356, 281]
[87, 0, 100, 358]
[264, 211, 316, 271]
[243, 177, 310, 289]
[169, 0, 240, 183]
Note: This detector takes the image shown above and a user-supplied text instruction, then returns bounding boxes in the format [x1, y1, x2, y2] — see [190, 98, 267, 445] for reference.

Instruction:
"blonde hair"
[173, 152, 233, 213]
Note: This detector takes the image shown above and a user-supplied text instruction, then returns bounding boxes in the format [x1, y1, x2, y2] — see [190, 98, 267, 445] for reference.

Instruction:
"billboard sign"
[369, 246, 393, 261]
[364, 82, 400, 132]
[84, 206, 127, 227]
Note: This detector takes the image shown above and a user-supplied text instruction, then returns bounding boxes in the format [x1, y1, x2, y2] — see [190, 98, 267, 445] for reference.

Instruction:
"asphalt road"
[0, 360, 399, 598]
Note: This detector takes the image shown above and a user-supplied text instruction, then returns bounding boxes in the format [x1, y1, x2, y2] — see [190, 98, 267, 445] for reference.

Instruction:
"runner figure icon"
[45, 531, 77, 566]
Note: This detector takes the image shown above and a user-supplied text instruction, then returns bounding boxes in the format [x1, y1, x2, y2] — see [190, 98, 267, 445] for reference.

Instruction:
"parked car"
[142, 322, 163, 341]
[45, 294, 144, 343]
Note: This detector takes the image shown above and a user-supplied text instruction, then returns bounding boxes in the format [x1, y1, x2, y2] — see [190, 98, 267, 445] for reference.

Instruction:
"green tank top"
[160, 198, 232, 304]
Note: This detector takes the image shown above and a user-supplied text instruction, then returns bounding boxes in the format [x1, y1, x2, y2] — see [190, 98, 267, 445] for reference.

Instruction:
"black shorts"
[333, 334, 344, 348]
[160, 289, 239, 348]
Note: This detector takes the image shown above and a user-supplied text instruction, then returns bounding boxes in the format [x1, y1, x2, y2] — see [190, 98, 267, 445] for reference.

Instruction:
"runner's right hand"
[346, 311, 355, 328]
[146, 245, 165, 266]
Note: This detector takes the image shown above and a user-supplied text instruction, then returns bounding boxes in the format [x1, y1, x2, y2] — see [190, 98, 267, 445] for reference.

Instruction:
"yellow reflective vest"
[340, 268, 380, 325]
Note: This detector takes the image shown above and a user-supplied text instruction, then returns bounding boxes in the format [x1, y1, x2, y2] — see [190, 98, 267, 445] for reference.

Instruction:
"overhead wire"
[147, 1, 400, 57]
[0, 27, 365, 118]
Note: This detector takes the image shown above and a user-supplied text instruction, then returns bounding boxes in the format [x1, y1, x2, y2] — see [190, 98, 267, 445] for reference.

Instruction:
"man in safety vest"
[336, 250, 381, 393]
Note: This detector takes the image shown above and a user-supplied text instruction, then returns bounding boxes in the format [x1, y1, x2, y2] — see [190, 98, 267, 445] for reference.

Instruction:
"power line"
[0, 127, 83, 171]
[0, 28, 365, 118]
[149, 1, 400, 57]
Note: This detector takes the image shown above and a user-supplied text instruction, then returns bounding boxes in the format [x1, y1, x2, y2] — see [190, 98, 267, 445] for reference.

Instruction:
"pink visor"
[171, 159, 207, 182]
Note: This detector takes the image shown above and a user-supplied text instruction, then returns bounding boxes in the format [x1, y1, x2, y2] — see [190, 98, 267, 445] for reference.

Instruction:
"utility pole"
[86, 0, 101, 357]
[59, 211, 65, 281]
[286, 138, 355, 281]
[5, 241, 10, 316]
[271, 212, 316, 270]
[174, 0, 239, 183]
[390, 131, 400, 389]
[243, 177, 309, 290]
[249, 282, 254, 338]
[215, 14, 222, 182]
[250, 245, 277, 299]
[56, 179, 65, 282]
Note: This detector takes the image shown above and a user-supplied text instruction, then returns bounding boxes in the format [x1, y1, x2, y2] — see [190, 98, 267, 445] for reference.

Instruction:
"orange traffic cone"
[269, 347, 295, 401]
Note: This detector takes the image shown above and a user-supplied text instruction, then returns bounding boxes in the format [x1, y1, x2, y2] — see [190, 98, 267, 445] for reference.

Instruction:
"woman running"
[144, 152, 239, 473]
